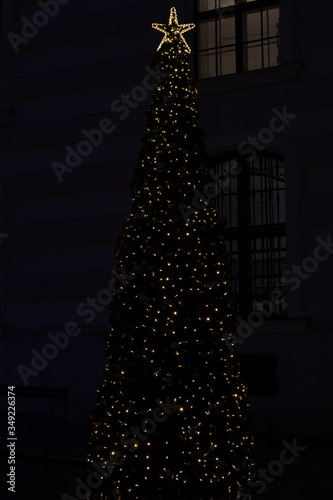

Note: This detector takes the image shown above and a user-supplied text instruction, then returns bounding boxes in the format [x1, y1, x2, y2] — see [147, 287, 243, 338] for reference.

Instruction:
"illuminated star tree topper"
[152, 6, 195, 53]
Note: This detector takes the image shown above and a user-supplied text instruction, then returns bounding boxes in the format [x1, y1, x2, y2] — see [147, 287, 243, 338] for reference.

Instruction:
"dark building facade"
[0, 0, 332, 438]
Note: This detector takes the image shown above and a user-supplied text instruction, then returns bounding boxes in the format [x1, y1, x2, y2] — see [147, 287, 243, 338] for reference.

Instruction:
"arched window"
[212, 151, 287, 317]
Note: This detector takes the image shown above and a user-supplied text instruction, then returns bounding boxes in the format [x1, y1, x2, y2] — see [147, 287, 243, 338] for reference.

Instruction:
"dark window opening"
[213, 151, 287, 318]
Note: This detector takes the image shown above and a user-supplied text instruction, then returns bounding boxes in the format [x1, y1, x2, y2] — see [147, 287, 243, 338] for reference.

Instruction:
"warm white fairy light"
[86, 5, 258, 497]
[152, 7, 195, 53]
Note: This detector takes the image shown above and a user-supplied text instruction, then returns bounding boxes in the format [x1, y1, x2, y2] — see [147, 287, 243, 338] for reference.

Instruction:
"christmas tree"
[85, 7, 258, 500]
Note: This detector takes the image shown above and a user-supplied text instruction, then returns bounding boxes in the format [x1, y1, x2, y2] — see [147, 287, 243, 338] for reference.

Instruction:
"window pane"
[262, 7, 279, 38]
[198, 49, 216, 78]
[243, 41, 262, 71]
[219, 0, 235, 7]
[251, 239, 287, 316]
[250, 156, 285, 226]
[251, 183, 284, 225]
[198, 0, 239, 13]
[218, 16, 236, 46]
[216, 17, 236, 74]
[243, 10, 261, 42]
[224, 239, 239, 298]
[198, 0, 217, 12]
[218, 47, 236, 75]
[198, 19, 216, 50]
[222, 176, 238, 227]
[263, 38, 279, 67]
[214, 159, 238, 227]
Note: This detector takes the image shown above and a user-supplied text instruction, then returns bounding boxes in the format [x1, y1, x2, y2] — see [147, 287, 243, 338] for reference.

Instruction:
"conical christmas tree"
[85, 7, 258, 500]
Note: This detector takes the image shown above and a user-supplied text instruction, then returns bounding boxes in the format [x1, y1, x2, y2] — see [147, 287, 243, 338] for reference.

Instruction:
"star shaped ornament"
[152, 7, 195, 53]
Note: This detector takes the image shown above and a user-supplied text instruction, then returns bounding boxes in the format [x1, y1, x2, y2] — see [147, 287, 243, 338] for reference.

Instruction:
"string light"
[85, 5, 258, 499]
[152, 7, 195, 53]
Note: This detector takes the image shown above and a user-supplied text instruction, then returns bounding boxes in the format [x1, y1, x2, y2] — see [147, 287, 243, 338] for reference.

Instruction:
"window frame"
[194, 0, 280, 79]
[211, 149, 287, 318]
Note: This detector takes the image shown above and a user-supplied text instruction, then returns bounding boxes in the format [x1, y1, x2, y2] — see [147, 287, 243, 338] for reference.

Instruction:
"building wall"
[0, 0, 332, 433]
[194, 0, 333, 435]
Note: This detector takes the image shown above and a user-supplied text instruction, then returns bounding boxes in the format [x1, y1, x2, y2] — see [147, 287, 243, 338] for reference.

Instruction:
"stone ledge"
[252, 318, 311, 334]
[197, 63, 304, 95]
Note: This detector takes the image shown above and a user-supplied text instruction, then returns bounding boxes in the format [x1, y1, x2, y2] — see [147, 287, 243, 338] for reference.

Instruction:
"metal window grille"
[214, 151, 287, 317]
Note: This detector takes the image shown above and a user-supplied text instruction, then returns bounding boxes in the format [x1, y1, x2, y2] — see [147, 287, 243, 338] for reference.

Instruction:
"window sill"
[0, 111, 15, 126]
[196, 63, 304, 94]
[253, 318, 310, 334]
